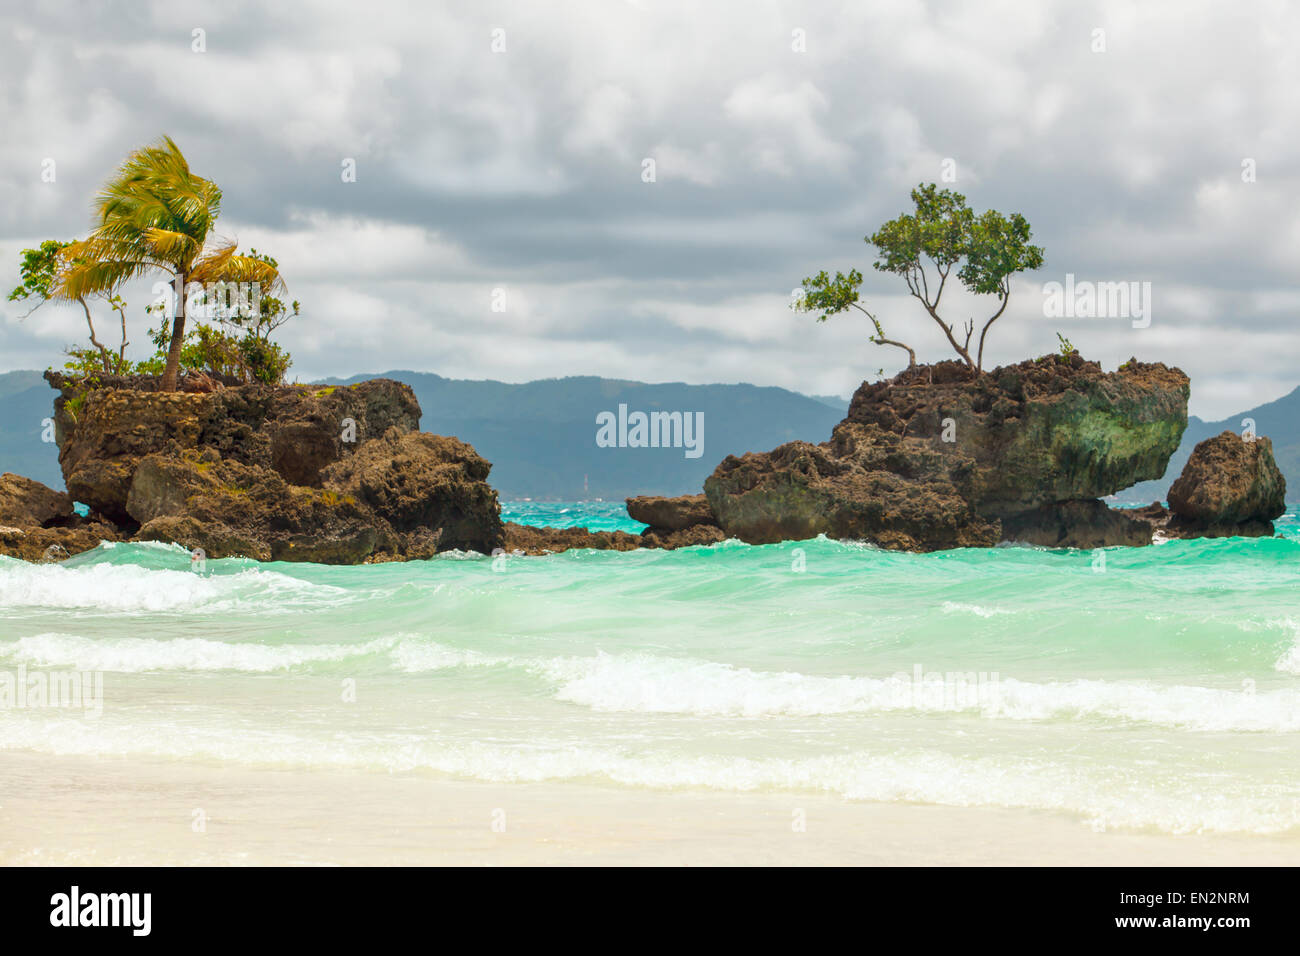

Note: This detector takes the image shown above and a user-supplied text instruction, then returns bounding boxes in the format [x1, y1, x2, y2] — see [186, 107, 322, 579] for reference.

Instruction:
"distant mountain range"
[2, 368, 1295, 502]
[318, 371, 847, 498]
[0, 370, 60, 489]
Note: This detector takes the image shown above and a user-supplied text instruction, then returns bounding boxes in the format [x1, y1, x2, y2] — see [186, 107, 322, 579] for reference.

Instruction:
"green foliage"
[8, 240, 69, 305]
[10, 239, 135, 374]
[796, 269, 865, 322]
[797, 183, 1045, 375]
[794, 268, 915, 367]
[1056, 332, 1076, 359]
[61, 136, 284, 390]
[138, 312, 293, 385]
[869, 184, 1044, 294]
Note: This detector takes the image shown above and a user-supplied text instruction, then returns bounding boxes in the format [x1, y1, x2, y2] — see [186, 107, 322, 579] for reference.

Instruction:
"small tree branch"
[78, 296, 110, 368]
[976, 279, 1011, 373]
[850, 303, 916, 367]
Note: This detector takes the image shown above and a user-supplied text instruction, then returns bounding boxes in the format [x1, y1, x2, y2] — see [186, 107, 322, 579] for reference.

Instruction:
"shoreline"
[3, 750, 1297, 866]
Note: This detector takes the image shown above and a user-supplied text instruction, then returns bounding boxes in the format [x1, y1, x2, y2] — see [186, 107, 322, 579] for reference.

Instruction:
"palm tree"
[57, 136, 283, 390]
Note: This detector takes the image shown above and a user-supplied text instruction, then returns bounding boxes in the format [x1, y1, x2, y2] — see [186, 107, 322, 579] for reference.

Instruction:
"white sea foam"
[0, 562, 346, 613]
[1274, 633, 1300, 675]
[531, 651, 1300, 732]
[940, 601, 1014, 618]
[389, 639, 505, 671]
[0, 632, 396, 673]
[7, 628, 1295, 733]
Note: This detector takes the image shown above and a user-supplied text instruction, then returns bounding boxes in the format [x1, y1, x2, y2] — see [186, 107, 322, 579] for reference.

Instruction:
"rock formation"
[626, 493, 727, 548]
[502, 523, 643, 555]
[0, 471, 121, 562]
[1133, 431, 1287, 539]
[3, 373, 503, 563]
[502, 494, 727, 555]
[706, 356, 1194, 550]
[2, 357, 1287, 563]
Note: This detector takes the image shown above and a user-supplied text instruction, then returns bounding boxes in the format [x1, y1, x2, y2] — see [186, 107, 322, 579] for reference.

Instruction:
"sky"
[2, 0, 1297, 419]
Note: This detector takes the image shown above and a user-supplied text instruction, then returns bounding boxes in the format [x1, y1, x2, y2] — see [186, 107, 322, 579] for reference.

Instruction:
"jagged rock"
[845, 357, 1189, 517]
[127, 449, 383, 563]
[45, 372, 421, 522]
[135, 515, 274, 562]
[321, 428, 503, 553]
[199, 379, 421, 486]
[703, 357, 1188, 551]
[626, 494, 717, 531]
[1000, 499, 1153, 548]
[502, 522, 642, 554]
[704, 421, 999, 550]
[640, 524, 727, 549]
[0, 472, 72, 527]
[0, 520, 121, 562]
[1166, 431, 1285, 535]
[51, 387, 209, 523]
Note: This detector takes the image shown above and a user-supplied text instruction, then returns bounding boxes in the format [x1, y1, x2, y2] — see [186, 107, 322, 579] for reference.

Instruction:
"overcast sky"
[2, 0, 1297, 418]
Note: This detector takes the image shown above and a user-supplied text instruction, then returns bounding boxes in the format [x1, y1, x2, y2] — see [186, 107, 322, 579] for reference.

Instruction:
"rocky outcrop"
[1000, 499, 1153, 549]
[320, 429, 502, 553]
[2, 374, 504, 564]
[0, 472, 119, 561]
[0, 472, 72, 527]
[1153, 431, 1286, 538]
[0, 521, 122, 562]
[503, 522, 643, 555]
[706, 421, 998, 550]
[625, 492, 726, 548]
[705, 356, 1190, 551]
[45, 372, 420, 524]
[626, 494, 716, 531]
[845, 357, 1189, 517]
[639, 524, 728, 549]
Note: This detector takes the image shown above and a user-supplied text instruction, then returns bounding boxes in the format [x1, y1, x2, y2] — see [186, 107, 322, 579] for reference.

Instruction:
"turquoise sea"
[3, 501, 1300, 836]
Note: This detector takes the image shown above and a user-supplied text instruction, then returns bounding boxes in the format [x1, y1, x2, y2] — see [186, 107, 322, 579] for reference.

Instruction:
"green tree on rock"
[8, 239, 132, 373]
[795, 184, 1044, 375]
[55, 136, 284, 391]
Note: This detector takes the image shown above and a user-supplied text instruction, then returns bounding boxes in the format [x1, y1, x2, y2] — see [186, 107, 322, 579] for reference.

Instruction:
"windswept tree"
[56, 136, 283, 391]
[8, 239, 131, 373]
[795, 184, 1044, 375]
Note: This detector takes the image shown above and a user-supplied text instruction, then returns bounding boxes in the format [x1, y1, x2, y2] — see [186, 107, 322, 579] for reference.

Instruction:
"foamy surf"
[0, 632, 399, 672]
[0, 560, 347, 613]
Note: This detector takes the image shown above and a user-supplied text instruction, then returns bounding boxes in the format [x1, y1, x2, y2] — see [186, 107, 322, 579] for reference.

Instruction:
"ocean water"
[3, 501, 1300, 837]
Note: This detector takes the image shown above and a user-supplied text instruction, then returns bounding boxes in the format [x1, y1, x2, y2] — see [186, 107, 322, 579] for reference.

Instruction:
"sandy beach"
[2, 750, 1296, 867]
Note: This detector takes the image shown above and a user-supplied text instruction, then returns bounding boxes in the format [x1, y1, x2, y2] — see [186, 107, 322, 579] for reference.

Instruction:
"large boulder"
[0, 473, 72, 527]
[1000, 499, 1153, 548]
[626, 494, 716, 531]
[45, 372, 420, 523]
[1165, 431, 1286, 536]
[705, 422, 999, 551]
[702, 356, 1188, 552]
[128, 448, 382, 563]
[320, 428, 503, 554]
[845, 357, 1189, 517]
